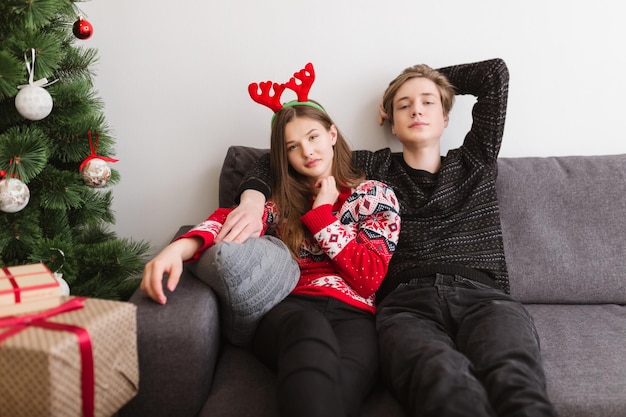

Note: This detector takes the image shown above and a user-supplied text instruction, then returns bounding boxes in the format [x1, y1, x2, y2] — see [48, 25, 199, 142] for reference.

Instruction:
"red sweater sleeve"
[300, 181, 400, 299]
[174, 207, 233, 262]
[175, 206, 272, 262]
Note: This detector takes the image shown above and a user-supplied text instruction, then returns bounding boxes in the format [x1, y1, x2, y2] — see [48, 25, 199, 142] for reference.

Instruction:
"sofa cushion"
[526, 304, 626, 417]
[496, 154, 626, 303]
[219, 146, 269, 208]
[189, 236, 299, 347]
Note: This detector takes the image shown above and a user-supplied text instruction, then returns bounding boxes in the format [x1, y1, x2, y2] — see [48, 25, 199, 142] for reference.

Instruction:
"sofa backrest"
[497, 154, 626, 304]
[219, 146, 269, 208]
[219, 146, 626, 304]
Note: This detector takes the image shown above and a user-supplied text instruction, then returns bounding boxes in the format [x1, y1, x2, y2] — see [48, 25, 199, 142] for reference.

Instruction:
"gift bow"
[0, 297, 95, 417]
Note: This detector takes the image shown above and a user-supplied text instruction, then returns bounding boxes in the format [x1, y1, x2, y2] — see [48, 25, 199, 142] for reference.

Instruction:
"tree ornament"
[79, 130, 118, 187]
[47, 247, 71, 296]
[81, 158, 111, 187]
[15, 85, 53, 121]
[15, 49, 57, 121]
[73, 16, 93, 40]
[0, 171, 30, 213]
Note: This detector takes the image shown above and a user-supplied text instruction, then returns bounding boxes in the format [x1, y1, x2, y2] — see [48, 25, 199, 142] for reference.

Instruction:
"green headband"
[270, 100, 327, 124]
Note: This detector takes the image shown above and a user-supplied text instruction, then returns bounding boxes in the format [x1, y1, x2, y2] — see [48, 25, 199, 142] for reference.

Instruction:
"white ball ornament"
[15, 48, 57, 121]
[81, 158, 112, 188]
[15, 84, 53, 121]
[54, 272, 71, 296]
[0, 178, 30, 213]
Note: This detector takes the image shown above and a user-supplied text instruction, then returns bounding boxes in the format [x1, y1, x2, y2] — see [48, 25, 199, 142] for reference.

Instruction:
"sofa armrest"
[119, 254, 221, 417]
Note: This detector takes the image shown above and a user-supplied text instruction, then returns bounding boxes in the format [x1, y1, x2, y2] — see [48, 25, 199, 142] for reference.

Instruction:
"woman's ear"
[329, 124, 338, 145]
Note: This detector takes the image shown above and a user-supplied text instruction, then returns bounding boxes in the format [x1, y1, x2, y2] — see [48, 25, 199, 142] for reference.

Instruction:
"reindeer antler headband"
[248, 63, 325, 121]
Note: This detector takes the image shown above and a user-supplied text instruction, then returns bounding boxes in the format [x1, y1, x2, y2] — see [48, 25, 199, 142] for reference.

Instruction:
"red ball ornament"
[73, 16, 93, 40]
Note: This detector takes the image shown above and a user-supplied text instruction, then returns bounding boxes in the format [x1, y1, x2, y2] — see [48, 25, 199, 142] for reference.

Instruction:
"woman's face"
[284, 116, 337, 184]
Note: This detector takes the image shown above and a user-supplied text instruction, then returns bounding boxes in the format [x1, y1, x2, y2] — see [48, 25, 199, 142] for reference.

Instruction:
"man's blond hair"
[382, 64, 456, 126]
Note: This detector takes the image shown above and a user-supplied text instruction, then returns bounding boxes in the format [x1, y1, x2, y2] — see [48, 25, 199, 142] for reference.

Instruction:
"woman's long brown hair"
[269, 104, 364, 258]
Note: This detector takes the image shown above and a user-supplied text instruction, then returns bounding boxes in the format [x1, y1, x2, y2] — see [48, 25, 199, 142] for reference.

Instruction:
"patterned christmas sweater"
[179, 180, 400, 313]
[239, 58, 510, 302]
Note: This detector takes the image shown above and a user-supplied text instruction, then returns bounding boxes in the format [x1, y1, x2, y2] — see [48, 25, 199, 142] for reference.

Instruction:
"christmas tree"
[0, 0, 150, 300]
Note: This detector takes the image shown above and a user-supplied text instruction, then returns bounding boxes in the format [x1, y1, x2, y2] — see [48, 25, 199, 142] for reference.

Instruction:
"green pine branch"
[0, 0, 151, 300]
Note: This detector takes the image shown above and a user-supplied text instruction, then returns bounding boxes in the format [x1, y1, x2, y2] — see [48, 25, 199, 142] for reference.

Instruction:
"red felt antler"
[248, 81, 286, 113]
[284, 62, 315, 102]
[248, 63, 316, 113]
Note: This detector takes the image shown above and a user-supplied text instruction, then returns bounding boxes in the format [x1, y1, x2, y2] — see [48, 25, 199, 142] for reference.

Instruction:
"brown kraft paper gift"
[0, 263, 62, 317]
[0, 296, 138, 417]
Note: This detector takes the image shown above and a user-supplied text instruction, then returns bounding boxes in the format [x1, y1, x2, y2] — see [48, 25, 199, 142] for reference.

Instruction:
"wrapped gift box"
[0, 297, 138, 417]
[0, 263, 61, 316]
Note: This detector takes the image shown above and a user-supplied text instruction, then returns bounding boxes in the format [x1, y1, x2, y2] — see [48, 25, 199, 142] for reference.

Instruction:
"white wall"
[81, 0, 626, 254]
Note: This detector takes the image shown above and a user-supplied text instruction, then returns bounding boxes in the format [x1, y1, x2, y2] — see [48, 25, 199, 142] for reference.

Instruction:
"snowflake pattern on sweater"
[180, 180, 400, 313]
[296, 180, 400, 312]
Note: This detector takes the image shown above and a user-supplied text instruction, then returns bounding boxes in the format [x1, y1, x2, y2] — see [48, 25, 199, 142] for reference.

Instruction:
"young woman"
[141, 64, 401, 417]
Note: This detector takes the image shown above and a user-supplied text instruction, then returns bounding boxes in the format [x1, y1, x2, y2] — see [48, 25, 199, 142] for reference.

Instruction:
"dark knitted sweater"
[240, 58, 510, 302]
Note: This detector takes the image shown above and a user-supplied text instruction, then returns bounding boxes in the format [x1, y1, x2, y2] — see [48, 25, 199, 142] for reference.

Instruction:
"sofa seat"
[526, 304, 626, 417]
[195, 303, 626, 417]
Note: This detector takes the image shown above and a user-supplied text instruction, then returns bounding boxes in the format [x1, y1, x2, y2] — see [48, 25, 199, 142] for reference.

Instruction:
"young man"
[219, 58, 556, 417]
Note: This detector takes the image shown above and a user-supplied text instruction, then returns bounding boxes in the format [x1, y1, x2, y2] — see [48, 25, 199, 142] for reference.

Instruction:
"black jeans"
[253, 294, 379, 417]
[376, 274, 557, 417]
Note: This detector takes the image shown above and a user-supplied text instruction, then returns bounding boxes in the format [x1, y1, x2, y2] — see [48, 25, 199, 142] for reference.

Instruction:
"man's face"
[391, 77, 448, 148]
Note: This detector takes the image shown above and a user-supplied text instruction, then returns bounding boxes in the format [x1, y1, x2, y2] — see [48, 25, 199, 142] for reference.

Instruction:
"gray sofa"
[119, 146, 626, 417]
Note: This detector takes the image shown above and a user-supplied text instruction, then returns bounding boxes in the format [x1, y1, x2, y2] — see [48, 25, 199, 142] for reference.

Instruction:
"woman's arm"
[301, 181, 401, 299]
[177, 207, 234, 260]
[141, 237, 203, 305]
[141, 207, 233, 304]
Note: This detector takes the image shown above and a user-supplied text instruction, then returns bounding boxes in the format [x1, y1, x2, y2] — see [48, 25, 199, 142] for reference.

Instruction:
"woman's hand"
[140, 237, 201, 304]
[312, 176, 339, 209]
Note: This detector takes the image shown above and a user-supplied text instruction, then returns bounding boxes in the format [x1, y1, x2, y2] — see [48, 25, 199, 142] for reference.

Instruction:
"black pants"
[253, 294, 379, 417]
[376, 274, 558, 417]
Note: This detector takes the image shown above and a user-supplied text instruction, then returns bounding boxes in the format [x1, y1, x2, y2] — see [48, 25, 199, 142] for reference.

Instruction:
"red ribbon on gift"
[78, 130, 118, 172]
[5, 271, 21, 303]
[0, 297, 95, 417]
[1, 266, 61, 304]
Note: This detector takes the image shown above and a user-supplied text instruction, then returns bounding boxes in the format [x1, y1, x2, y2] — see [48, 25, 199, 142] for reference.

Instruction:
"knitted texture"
[185, 180, 400, 314]
[295, 180, 400, 312]
[242, 58, 510, 301]
[357, 59, 510, 299]
[189, 236, 299, 347]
